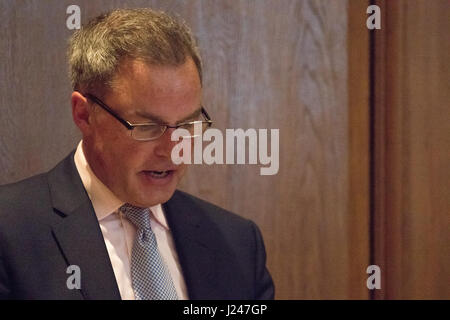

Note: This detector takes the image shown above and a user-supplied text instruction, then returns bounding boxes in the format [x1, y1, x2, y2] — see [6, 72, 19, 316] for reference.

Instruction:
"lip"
[143, 164, 179, 171]
[139, 169, 176, 186]
[145, 167, 178, 172]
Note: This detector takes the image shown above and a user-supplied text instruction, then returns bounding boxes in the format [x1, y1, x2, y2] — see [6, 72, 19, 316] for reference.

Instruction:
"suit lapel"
[47, 152, 121, 300]
[163, 192, 222, 299]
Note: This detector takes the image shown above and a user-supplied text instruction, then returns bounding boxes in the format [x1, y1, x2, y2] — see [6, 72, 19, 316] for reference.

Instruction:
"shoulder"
[166, 190, 261, 247]
[170, 189, 256, 229]
[0, 151, 75, 225]
[0, 173, 51, 226]
[0, 173, 49, 208]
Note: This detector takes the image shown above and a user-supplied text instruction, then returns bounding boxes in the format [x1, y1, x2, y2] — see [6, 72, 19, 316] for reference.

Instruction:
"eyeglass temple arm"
[201, 107, 212, 122]
[86, 92, 211, 129]
[85, 93, 134, 130]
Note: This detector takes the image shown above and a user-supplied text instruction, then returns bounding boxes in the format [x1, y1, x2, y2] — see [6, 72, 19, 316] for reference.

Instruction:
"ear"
[71, 91, 92, 135]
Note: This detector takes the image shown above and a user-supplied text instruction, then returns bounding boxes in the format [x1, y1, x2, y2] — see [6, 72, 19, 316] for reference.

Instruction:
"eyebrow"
[134, 107, 202, 124]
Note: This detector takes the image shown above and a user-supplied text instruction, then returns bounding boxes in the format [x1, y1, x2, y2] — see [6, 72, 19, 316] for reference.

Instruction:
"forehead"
[107, 58, 202, 122]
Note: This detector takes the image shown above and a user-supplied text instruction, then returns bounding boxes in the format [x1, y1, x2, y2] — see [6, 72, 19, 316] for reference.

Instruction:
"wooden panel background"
[373, 0, 450, 299]
[0, 0, 372, 299]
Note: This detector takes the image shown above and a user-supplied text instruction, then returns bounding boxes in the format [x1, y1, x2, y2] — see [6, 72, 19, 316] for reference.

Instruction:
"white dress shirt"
[73, 141, 188, 300]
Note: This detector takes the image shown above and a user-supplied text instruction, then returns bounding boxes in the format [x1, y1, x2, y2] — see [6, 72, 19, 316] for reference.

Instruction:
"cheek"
[118, 146, 144, 169]
[90, 120, 121, 150]
[123, 144, 157, 170]
[92, 133, 139, 173]
[176, 164, 188, 177]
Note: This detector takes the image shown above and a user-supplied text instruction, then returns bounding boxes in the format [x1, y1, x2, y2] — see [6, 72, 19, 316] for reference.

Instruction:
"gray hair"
[67, 8, 202, 93]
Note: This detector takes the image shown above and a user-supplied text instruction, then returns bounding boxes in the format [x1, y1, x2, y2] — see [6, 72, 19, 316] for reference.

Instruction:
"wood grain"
[348, 0, 370, 300]
[0, 0, 371, 299]
[373, 0, 450, 299]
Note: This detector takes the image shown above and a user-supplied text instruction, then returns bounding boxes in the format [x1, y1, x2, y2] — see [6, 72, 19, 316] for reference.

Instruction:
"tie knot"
[120, 204, 152, 230]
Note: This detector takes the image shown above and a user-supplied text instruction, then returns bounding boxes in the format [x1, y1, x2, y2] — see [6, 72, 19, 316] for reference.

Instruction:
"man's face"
[80, 58, 202, 207]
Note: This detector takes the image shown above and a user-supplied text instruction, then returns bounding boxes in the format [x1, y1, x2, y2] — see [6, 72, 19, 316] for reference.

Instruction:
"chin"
[132, 188, 176, 208]
[131, 170, 183, 206]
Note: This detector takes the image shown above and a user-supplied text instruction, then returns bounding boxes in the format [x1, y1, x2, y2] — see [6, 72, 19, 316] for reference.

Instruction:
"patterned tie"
[120, 204, 178, 300]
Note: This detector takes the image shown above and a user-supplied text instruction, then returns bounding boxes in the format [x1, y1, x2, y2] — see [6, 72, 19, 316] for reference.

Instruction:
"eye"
[132, 124, 166, 141]
[137, 124, 159, 130]
[135, 124, 165, 135]
[180, 122, 202, 134]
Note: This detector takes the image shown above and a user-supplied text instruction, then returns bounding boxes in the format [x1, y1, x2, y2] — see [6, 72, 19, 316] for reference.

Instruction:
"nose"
[153, 127, 179, 159]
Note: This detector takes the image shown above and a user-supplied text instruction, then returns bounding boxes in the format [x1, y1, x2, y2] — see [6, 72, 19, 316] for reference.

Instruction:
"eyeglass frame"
[83, 92, 213, 141]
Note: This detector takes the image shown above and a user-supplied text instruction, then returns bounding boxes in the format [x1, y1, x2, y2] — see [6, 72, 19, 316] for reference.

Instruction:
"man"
[0, 8, 274, 300]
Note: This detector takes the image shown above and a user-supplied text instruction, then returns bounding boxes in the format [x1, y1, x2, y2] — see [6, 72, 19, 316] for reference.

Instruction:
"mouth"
[142, 170, 175, 179]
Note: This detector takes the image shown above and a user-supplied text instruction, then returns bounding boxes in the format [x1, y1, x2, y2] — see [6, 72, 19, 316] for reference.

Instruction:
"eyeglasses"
[84, 93, 213, 141]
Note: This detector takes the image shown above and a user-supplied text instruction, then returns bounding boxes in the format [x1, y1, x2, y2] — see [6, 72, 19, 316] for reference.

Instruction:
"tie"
[120, 203, 178, 300]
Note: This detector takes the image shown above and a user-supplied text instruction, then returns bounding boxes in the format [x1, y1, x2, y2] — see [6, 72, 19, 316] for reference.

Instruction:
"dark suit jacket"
[0, 152, 274, 300]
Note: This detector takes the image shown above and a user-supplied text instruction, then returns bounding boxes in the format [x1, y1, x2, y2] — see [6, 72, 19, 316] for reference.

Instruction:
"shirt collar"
[73, 140, 170, 230]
